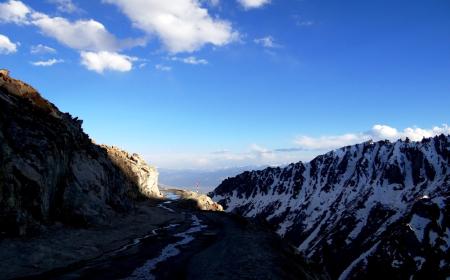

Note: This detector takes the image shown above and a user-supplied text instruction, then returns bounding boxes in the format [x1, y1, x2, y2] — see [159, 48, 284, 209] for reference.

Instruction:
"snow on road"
[125, 215, 207, 280]
[157, 202, 175, 213]
[114, 224, 180, 254]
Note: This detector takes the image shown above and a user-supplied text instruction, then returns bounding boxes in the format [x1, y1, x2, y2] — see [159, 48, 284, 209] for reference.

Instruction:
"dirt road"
[4, 197, 323, 280]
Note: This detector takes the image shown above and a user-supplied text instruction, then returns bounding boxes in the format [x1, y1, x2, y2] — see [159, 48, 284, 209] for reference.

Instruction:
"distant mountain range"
[159, 166, 265, 193]
[211, 136, 450, 279]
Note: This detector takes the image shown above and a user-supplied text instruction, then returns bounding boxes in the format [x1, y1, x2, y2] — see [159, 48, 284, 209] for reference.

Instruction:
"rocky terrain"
[0, 192, 322, 280]
[162, 188, 224, 211]
[102, 145, 162, 199]
[0, 70, 161, 237]
[212, 136, 450, 279]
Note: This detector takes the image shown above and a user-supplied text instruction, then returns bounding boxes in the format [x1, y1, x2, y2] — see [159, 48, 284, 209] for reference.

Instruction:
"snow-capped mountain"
[211, 136, 450, 279]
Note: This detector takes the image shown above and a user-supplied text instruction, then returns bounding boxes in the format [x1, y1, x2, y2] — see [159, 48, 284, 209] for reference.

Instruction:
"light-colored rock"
[0, 68, 60, 118]
[177, 190, 223, 211]
[102, 145, 162, 199]
[0, 69, 9, 76]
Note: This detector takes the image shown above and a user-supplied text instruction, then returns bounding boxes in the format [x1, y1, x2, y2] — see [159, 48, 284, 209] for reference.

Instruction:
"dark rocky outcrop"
[211, 136, 450, 279]
[0, 70, 161, 236]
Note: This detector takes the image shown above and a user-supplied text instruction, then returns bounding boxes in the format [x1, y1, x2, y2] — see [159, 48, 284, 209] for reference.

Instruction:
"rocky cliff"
[102, 145, 161, 199]
[211, 136, 450, 279]
[0, 70, 161, 236]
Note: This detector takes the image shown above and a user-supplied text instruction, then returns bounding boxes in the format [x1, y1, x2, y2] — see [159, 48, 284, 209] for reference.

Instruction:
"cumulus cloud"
[32, 13, 127, 51]
[0, 33, 17, 54]
[31, 58, 64, 66]
[237, 0, 270, 9]
[294, 124, 450, 151]
[48, 0, 81, 14]
[104, 0, 238, 53]
[171, 56, 208, 65]
[80, 51, 137, 73]
[30, 44, 56, 54]
[0, 0, 30, 24]
[0, 1, 146, 72]
[3, 1, 144, 51]
[1, 1, 144, 52]
[254, 36, 280, 48]
[1, 0, 234, 71]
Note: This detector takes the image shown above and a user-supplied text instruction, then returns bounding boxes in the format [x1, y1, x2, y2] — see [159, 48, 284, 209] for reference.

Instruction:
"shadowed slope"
[0, 70, 161, 236]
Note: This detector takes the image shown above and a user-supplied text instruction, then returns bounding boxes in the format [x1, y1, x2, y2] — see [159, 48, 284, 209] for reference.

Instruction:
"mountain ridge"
[211, 136, 450, 279]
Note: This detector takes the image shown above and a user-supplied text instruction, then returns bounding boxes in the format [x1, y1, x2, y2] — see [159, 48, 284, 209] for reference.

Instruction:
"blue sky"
[0, 0, 449, 169]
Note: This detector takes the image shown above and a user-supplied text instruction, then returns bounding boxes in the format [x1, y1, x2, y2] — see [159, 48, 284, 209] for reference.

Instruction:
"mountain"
[211, 136, 450, 279]
[159, 166, 264, 193]
[0, 70, 161, 236]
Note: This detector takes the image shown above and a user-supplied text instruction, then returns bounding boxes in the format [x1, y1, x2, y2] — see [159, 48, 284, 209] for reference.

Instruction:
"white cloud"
[370, 124, 398, 139]
[104, 0, 238, 53]
[143, 125, 450, 169]
[171, 56, 208, 65]
[0, 1, 145, 72]
[237, 0, 270, 9]
[0, 0, 30, 24]
[1, 1, 144, 52]
[0, 34, 17, 54]
[48, 0, 81, 14]
[32, 14, 123, 51]
[295, 134, 366, 151]
[294, 124, 450, 151]
[30, 44, 56, 54]
[145, 143, 312, 170]
[31, 58, 64, 66]
[254, 35, 280, 48]
[80, 51, 137, 73]
[155, 64, 172, 72]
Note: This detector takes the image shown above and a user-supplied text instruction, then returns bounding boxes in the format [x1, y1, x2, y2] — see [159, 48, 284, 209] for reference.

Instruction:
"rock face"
[102, 145, 162, 199]
[0, 70, 161, 236]
[211, 137, 450, 279]
[178, 190, 223, 211]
